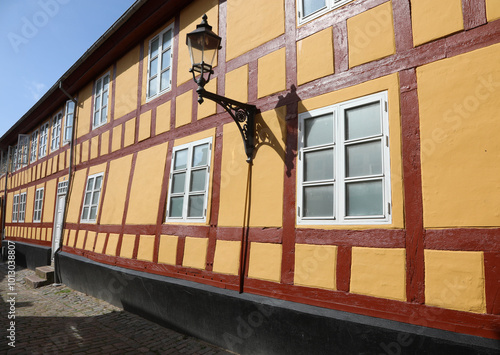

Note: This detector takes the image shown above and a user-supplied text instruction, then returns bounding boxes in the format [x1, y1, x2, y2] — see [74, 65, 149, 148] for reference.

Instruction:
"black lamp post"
[187, 14, 256, 163]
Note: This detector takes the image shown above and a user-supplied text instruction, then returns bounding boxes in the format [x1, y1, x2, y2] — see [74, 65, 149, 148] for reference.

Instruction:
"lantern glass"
[186, 15, 221, 74]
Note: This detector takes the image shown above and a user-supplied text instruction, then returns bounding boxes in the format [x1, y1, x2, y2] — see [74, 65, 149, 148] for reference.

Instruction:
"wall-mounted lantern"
[187, 14, 256, 163]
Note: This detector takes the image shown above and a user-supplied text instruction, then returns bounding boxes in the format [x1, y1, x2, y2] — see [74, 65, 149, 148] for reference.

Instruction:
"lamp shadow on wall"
[253, 85, 301, 177]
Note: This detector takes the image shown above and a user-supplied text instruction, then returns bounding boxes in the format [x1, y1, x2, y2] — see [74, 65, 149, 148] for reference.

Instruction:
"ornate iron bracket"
[196, 85, 256, 163]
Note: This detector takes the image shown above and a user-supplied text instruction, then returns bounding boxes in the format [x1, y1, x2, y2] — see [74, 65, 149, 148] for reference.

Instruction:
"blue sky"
[0, 0, 137, 138]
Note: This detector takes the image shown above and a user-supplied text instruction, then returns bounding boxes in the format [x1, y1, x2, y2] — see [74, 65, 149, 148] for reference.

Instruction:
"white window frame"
[146, 24, 174, 101]
[93, 73, 110, 129]
[64, 100, 75, 144]
[34, 188, 44, 223]
[18, 192, 27, 223]
[12, 194, 19, 222]
[51, 111, 62, 151]
[12, 145, 18, 172]
[80, 173, 104, 223]
[165, 137, 213, 223]
[30, 129, 39, 163]
[39, 122, 49, 158]
[297, 0, 353, 25]
[297, 91, 391, 225]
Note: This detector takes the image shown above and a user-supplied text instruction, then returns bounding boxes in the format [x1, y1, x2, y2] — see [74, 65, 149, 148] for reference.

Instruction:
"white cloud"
[25, 80, 47, 101]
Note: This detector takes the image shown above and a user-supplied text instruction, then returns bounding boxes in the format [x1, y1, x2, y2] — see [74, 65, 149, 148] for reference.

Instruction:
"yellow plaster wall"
[182, 237, 208, 270]
[101, 130, 109, 156]
[298, 73, 404, 229]
[42, 178, 57, 223]
[156, 101, 171, 134]
[417, 43, 500, 228]
[218, 108, 286, 227]
[105, 233, 119, 256]
[347, 1, 395, 67]
[197, 79, 217, 119]
[76, 83, 92, 138]
[126, 142, 168, 225]
[124, 118, 136, 147]
[5, 192, 12, 223]
[294, 244, 337, 290]
[139, 110, 151, 142]
[25, 186, 35, 223]
[137, 235, 155, 262]
[258, 48, 286, 98]
[112, 124, 122, 152]
[94, 233, 106, 254]
[90, 136, 99, 160]
[68, 230, 76, 248]
[486, 0, 500, 21]
[225, 65, 248, 103]
[81, 140, 89, 163]
[175, 90, 193, 128]
[158, 235, 178, 265]
[226, 0, 285, 60]
[75, 232, 85, 249]
[59, 152, 65, 171]
[100, 154, 133, 225]
[350, 247, 406, 301]
[425, 250, 486, 313]
[248, 242, 282, 283]
[84, 231, 96, 251]
[177, 0, 219, 86]
[66, 169, 87, 223]
[88, 163, 106, 176]
[297, 28, 334, 85]
[411, 0, 463, 46]
[120, 234, 136, 258]
[212, 240, 241, 275]
[115, 45, 140, 118]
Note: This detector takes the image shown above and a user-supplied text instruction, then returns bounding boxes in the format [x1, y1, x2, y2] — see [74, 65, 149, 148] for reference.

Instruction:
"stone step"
[35, 265, 54, 284]
[24, 274, 51, 289]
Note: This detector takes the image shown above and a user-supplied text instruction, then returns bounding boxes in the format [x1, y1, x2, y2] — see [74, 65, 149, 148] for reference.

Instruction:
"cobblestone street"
[0, 262, 235, 354]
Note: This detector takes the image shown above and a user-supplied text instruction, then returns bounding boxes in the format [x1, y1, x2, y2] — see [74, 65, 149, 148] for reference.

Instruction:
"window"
[39, 122, 49, 158]
[81, 173, 104, 223]
[93, 73, 110, 129]
[297, 92, 391, 225]
[12, 145, 18, 172]
[12, 194, 19, 222]
[51, 112, 62, 151]
[64, 100, 75, 143]
[166, 137, 212, 222]
[147, 24, 173, 100]
[34, 188, 44, 222]
[297, 0, 352, 24]
[18, 192, 27, 223]
[30, 130, 38, 163]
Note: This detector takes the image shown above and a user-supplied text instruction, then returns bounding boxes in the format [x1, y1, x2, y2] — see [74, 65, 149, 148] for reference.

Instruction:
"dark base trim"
[2, 240, 51, 270]
[55, 252, 499, 355]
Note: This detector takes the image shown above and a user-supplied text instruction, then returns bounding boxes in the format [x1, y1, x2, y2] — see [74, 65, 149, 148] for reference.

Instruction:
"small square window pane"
[149, 78, 158, 97]
[150, 58, 158, 77]
[346, 141, 382, 177]
[89, 206, 98, 220]
[346, 180, 383, 216]
[84, 192, 91, 205]
[161, 49, 171, 71]
[150, 37, 159, 58]
[162, 30, 172, 49]
[304, 114, 334, 147]
[345, 102, 381, 140]
[82, 207, 89, 220]
[95, 96, 101, 110]
[174, 149, 188, 170]
[94, 111, 100, 127]
[95, 79, 102, 95]
[303, 185, 334, 217]
[190, 170, 206, 192]
[169, 196, 184, 217]
[192, 144, 209, 167]
[95, 176, 103, 189]
[91, 191, 100, 205]
[303, 0, 326, 17]
[304, 148, 334, 182]
[172, 173, 186, 193]
[103, 76, 109, 91]
[101, 107, 107, 123]
[188, 195, 204, 217]
[160, 69, 170, 91]
[103, 91, 109, 106]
